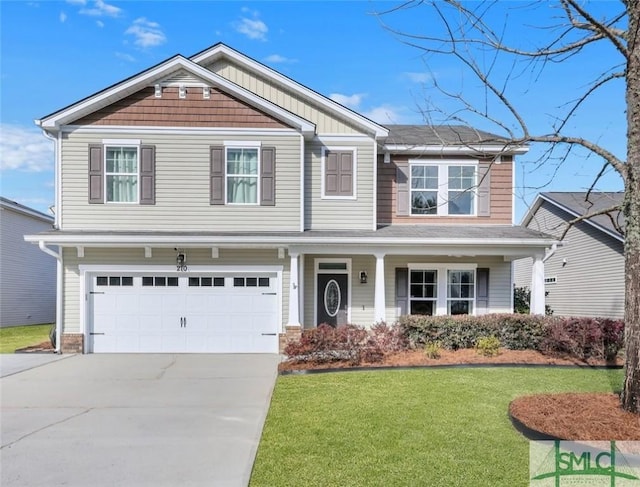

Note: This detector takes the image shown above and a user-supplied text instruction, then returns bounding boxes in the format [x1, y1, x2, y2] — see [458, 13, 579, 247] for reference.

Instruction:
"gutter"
[543, 243, 559, 263]
[38, 241, 63, 354]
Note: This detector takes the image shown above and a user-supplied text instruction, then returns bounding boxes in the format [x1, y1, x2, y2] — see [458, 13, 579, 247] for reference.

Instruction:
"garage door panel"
[90, 273, 279, 353]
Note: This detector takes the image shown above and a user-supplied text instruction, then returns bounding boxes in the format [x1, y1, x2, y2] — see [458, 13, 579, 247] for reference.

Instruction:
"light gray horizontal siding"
[304, 140, 375, 230]
[0, 208, 56, 327]
[209, 60, 362, 135]
[516, 201, 624, 318]
[60, 132, 301, 231]
[61, 247, 290, 334]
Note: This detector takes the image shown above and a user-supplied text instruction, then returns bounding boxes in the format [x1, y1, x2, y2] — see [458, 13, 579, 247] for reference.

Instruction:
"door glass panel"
[324, 279, 341, 317]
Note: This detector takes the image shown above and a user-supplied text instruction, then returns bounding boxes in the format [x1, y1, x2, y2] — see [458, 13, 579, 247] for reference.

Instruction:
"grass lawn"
[0, 324, 52, 353]
[250, 367, 623, 487]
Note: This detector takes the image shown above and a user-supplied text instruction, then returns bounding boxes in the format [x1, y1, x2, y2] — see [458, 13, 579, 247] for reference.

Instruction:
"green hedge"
[398, 314, 624, 360]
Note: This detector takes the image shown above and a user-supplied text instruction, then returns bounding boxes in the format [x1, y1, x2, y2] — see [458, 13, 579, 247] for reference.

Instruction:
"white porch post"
[288, 252, 301, 325]
[530, 254, 545, 315]
[374, 253, 386, 323]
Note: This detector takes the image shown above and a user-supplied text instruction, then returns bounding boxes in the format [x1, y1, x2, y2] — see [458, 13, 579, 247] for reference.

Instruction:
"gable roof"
[190, 43, 389, 139]
[382, 124, 528, 155]
[523, 192, 625, 242]
[0, 197, 54, 223]
[36, 54, 315, 137]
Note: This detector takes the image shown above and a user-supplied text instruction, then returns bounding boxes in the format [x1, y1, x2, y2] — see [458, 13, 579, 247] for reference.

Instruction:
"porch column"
[530, 254, 545, 315]
[288, 252, 301, 325]
[374, 253, 386, 323]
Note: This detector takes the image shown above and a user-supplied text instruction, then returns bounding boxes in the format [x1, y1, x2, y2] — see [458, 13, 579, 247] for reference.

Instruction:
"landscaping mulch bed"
[15, 340, 55, 353]
[510, 393, 640, 441]
[280, 349, 635, 441]
[278, 348, 623, 372]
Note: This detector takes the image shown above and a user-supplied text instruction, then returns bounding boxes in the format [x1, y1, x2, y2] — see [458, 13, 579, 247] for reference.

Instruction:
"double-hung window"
[105, 146, 139, 203]
[409, 161, 477, 216]
[408, 264, 476, 316]
[226, 147, 259, 204]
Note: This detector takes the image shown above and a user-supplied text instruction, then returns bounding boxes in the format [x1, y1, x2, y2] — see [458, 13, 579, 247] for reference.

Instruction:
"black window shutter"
[140, 145, 156, 205]
[88, 144, 104, 204]
[210, 146, 225, 205]
[396, 161, 410, 216]
[395, 268, 409, 317]
[260, 146, 276, 206]
[476, 268, 490, 314]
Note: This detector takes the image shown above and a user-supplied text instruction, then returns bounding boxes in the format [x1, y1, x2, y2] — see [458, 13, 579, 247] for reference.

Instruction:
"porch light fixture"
[359, 271, 368, 284]
[176, 251, 186, 267]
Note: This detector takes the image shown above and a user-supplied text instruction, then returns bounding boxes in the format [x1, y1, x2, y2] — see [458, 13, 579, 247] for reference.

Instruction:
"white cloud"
[79, 0, 121, 18]
[264, 54, 297, 64]
[115, 51, 135, 62]
[0, 124, 54, 172]
[59, 11, 67, 22]
[361, 104, 406, 124]
[234, 16, 268, 41]
[404, 72, 431, 83]
[96, 20, 104, 28]
[330, 93, 366, 109]
[125, 18, 167, 48]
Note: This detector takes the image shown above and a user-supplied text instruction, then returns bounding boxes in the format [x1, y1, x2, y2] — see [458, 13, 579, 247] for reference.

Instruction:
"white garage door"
[89, 273, 279, 353]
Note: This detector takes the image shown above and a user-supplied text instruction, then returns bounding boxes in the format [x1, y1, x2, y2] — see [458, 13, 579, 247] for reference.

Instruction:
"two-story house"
[27, 43, 555, 354]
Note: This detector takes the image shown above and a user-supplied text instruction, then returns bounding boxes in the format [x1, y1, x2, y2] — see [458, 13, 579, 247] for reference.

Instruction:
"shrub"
[284, 324, 369, 364]
[475, 336, 501, 357]
[368, 321, 409, 353]
[540, 317, 625, 361]
[398, 314, 547, 351]
[424, 341, 442, 359]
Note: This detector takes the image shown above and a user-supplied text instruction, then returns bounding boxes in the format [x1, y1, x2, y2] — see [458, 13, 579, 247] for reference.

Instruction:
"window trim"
[104, 143, 140, 204]
[407, 263, 477, 315]
[321, 146, 357, 200]
[408, 159, 478, 216]
[224, 144, 261, 206]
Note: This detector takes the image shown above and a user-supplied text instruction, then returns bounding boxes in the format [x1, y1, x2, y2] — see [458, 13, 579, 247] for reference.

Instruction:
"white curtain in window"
[227, 149, 258, 204]
[106, 147, 138, 202]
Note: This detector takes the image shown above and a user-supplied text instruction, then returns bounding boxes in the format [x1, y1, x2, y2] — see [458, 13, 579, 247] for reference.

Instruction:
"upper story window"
[226, 147, 259, 204]
[210, 143, 276, 206]
[322, 148, 356, 199]
[105, 146, 139, 203]
[409, 161, 477, 216]
[88, 141, 155, 205]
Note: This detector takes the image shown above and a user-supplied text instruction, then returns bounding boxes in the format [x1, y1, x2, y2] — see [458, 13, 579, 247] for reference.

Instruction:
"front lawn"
[250, 367, 623, 487]
[0, 324, 52, 353]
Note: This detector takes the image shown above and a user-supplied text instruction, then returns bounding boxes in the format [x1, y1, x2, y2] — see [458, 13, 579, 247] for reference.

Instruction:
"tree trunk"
[621, 0, 640, 413]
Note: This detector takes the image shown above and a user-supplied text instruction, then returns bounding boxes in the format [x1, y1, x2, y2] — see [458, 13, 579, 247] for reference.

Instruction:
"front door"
[316, 273, 348, 326]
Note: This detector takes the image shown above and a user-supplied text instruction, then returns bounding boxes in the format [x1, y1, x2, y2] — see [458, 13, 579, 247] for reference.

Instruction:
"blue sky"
[0, 1, 626, 220]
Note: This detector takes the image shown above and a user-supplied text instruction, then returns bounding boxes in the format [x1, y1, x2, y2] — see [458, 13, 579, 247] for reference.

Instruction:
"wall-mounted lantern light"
[359, 271, 368, 284]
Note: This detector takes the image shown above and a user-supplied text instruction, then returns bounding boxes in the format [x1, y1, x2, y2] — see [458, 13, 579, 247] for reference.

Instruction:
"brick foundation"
[61, 333, 84, 353]
[279, 325, 302, 353]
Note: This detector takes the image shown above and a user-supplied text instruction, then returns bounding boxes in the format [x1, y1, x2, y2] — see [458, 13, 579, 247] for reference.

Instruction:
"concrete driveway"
[1, 354, 279, 487]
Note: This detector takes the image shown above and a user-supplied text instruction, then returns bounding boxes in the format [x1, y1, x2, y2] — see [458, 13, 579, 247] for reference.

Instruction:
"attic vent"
[161, 69, 204, 86]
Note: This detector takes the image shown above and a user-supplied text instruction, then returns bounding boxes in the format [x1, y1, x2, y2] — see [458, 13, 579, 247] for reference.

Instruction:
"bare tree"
[377, 0, 640, 413]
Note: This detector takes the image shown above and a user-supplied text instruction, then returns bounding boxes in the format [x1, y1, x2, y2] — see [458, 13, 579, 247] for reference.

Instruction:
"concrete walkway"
[1, 354, 279, 487]
[0, 353, 71, 377]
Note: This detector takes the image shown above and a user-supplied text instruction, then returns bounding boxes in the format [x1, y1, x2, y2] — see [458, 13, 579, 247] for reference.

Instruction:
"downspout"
[39, 242, 63, 353]
[40, 128, 60, 229]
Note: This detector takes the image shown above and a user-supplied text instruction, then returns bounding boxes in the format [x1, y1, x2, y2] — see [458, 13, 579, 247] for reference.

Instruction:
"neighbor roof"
[0, 197, 54, 223]
[524, 192, 625, 240]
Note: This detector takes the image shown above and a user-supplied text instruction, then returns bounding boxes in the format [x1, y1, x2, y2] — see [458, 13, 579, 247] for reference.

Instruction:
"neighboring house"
[26, 43, 556, 354]
[0, 197, 55, 327]
[514, 192, 625, 319]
